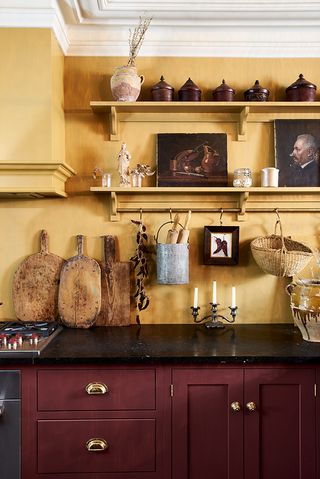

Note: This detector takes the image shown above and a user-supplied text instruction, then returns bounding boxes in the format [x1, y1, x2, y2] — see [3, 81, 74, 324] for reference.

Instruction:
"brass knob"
[246, 401, 257, 412]
[86, 438, 109, 452]
[85, 382, 108, 395]
[230, 401, 241, 412]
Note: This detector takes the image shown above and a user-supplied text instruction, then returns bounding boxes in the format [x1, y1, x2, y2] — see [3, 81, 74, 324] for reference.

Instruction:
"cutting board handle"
[77, 234, 84, 255]
[40, 230, 49, 254]
[103, 235, 116, 263]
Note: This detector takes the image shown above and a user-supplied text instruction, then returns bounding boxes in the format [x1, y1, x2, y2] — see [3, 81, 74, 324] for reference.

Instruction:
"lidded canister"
[178, 78, 201, 101]
[244, 80, 269, 102]
[285, 74, 317, 102]
[212, 79, 235, 102]
[151, 76, 174, 101]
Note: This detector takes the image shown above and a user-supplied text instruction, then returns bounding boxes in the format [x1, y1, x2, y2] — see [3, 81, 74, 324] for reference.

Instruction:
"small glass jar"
[233, 168, 252, 187]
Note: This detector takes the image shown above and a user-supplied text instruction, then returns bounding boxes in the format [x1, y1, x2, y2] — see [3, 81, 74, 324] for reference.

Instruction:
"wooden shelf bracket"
[110, 191, 120, 221]
[237, 191, 250, 221]
[110, 106, 120, 141]
[238, 106, 249, 141]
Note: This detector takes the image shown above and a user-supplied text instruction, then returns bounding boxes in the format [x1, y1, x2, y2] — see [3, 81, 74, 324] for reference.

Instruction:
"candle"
[231, 286, 236, 308]
[194, 287, 199, 308]
[212, 281, 217, 304]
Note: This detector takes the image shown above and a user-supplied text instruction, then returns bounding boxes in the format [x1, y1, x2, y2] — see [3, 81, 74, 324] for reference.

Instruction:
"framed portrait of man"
[274, 120, 320, 187]
[156, 133, 228, 187]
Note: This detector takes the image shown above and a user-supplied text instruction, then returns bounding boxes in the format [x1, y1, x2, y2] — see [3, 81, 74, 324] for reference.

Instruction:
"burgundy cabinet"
[172, 366, 316, 479]
[22, 365, 171, 479]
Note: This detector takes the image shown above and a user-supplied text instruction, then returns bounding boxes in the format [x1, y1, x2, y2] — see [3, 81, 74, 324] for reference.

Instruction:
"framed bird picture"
[204, 226, 239, 265]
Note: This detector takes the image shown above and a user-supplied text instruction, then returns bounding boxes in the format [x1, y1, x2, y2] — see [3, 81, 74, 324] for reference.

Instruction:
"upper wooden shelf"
[90, 186, 320, 222]
[90, 101, 320, 141]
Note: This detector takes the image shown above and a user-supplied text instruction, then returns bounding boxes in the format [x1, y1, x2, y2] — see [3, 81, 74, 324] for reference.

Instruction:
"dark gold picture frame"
[204, 226, 239, 265]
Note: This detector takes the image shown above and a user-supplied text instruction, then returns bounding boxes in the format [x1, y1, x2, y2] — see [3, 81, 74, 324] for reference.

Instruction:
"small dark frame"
[204, 226, 239, 265]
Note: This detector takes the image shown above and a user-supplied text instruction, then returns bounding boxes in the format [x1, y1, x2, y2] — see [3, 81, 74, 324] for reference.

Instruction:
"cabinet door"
[244, 368, 316, 479]
[172, 368, 243, 479]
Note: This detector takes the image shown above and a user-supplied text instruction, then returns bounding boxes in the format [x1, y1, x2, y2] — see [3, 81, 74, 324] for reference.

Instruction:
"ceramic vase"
[110, 65, 144, 102]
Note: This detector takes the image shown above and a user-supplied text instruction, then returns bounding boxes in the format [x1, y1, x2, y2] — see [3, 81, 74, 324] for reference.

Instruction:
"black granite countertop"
[6, 323, 317, 365]
[1, 324, 320, 365]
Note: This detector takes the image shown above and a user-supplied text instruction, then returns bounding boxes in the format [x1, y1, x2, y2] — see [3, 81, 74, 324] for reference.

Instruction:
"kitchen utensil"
[166, 213, 180, 244]
[177, 210, 192, 243]
[95, 235, 130, 327]
[58, 235, 101, 329]
[12, 230, 65, 322]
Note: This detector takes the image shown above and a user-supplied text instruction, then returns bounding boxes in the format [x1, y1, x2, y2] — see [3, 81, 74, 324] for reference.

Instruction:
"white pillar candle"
[212, 281, 217, 304]
[231, 286, 236, 308]
[194, 287, 199, 308]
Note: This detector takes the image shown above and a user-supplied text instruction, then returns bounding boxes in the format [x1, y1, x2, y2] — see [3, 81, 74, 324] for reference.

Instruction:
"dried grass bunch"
[128, 16, 152, 67]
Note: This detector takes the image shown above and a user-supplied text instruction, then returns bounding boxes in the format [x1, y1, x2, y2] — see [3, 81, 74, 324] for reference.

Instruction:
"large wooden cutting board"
[95, 235, 131, 326]
[58, 235, 101, 329]
[12, 230, 65, 322]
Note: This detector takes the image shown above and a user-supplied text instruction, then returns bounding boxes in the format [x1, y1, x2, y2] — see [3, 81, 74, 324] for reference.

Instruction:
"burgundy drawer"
[37, 418, 156, 473]
[37, 369, 155, 411]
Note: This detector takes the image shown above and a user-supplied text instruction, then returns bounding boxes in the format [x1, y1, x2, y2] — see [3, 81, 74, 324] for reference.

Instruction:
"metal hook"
[219, 208, 224, 226]
[139, 208, 143, 222]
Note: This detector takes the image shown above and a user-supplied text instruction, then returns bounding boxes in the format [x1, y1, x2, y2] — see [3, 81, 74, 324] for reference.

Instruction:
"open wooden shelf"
[90, 186, 320, 221]
[90, 101, 320, 141]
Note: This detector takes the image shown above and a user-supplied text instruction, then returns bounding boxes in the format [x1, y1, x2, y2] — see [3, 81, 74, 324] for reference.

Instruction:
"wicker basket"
[250, 217, 313, 277]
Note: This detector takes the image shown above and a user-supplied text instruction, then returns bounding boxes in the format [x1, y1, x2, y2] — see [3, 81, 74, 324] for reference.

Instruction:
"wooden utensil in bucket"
[58, 235, 101, 328]
[12, 230, 65, 322]
[95, 235, 131, 327]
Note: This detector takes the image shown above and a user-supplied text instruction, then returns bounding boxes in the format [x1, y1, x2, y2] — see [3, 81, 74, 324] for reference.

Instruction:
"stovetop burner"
[0, 321, 62, 357]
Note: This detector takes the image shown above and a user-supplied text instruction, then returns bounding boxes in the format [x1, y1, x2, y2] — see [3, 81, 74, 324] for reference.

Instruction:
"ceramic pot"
[151, 76, 174, 101]
[212, 79, 235, 102]
[244, 80, 269, 102]
[110, 65, 144, 102]
[286, 73, 317, 102]
[286, 279, 320, 342]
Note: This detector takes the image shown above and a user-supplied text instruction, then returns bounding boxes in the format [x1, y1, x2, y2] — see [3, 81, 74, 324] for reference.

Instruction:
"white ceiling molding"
[0, 0, 320, 57]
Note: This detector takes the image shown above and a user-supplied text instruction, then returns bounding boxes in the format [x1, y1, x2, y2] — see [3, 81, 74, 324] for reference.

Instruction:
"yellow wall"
[0, 30, 320, 324]
[0, 28, 65, 166]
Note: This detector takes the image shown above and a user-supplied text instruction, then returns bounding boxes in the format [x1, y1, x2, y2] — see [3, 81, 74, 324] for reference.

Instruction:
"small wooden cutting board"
[12, 230, 65, 322]
[58, 235, 101, 329]
[95, 235, 131, 326]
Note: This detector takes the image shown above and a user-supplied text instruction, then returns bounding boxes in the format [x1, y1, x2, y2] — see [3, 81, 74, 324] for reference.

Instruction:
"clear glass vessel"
[233, 168, 252, 187]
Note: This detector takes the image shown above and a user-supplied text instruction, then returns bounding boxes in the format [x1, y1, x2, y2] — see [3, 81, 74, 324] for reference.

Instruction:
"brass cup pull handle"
[86, 438, 109, 452]
[230, 401, 241, 412]
[85, 382, 108, 395]
[246, 401, 257, 412]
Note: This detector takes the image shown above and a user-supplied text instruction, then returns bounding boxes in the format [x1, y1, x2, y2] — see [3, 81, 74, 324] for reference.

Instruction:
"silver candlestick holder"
[191, 303, 237, 329]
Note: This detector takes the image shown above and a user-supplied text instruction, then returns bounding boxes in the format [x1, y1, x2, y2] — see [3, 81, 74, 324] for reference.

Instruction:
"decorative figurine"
[118, 143, 131, 187]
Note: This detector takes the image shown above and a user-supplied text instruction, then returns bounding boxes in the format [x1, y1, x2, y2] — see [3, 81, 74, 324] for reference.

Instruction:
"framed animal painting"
[156, 133, 228, 186]
[204, 226, 239, 265]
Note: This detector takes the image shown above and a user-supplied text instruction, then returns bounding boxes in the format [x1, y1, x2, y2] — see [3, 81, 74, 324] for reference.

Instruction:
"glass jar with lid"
[233, 168, 252, 187]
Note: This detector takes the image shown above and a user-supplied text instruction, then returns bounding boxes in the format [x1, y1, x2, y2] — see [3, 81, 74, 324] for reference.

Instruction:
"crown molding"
[0, 0, 320, 57]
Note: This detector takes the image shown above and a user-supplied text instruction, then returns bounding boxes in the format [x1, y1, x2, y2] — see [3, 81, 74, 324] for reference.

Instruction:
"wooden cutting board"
[58, 235, 101, 329]
[12, 230, 65, 322]
[95, 235, 131, 326]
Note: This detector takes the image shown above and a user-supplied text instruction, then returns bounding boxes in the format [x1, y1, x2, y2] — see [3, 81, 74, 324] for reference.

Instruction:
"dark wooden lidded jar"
[286, 73, 317, 102]
[178, 78, 201, 101]
[212, 79, 235, 101]
[244, 80, 269, 102]
[151, 76, 174, 101]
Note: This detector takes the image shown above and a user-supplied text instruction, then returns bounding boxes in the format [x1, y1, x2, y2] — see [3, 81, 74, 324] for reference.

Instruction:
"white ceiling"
[0, 0, 319, 57]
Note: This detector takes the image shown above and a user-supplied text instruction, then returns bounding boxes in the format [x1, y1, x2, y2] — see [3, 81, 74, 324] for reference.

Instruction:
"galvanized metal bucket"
[155, 221, 189, 285]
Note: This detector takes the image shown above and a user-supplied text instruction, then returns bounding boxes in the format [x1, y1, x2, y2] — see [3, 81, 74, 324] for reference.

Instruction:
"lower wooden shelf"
[90, 186, 320, 221]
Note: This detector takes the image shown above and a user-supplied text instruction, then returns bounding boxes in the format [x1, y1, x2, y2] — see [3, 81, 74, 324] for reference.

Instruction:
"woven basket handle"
[274, 210, 286, 250]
